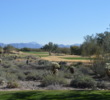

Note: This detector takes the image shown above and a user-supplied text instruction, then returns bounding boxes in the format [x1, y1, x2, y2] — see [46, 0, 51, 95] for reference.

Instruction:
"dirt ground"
[0, 81, 92, 91]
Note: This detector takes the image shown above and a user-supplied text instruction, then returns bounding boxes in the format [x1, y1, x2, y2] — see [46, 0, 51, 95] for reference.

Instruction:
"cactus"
[0, 59, 2, 64]
[52, 69, 59, 75]
[51, 62, 60, 75]
[26, 59, 29, 65]
[66, 66, 74, 74]
[105, 63, 110, 78]
[69, 66, 74, 74]
[51, 62, 60, 69]
[14, 55, 18, 59]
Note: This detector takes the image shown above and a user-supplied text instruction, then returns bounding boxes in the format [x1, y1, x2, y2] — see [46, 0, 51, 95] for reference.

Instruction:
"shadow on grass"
[1, 90, 110, 100]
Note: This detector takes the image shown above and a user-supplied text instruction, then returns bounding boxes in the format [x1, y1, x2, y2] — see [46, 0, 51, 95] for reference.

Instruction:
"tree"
[70, 46, 81, 55]
[96, 33, 105, 46]
[81, 31, 110, 58]
[0, 47, 4, 54]
[20, 48, 32, 52]
[81, 30, 110, 78]
[102, 32, 110, 53]
[42, 42, 58, 55]
[81, 35, 97, 56]
[58, 47, 70, 54]
[95, 32, 110, 54]
[4, 45, 16, 53]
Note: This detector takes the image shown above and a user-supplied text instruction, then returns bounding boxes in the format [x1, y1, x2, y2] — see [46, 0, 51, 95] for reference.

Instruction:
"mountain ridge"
[0, 42, 80, 48]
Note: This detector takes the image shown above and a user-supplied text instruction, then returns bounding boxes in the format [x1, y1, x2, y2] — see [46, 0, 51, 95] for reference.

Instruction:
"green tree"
[20, 48, 32, 52]
[96, 33, 105, 46]
[81, 31, 110, 78]
[58, 47, 70, 54]
[0, 47, 4, 54]
[81, 31, 110, 59]
[70, 46, 81, 55]
[81, 35, 97, 56]
[95, 32, 110, 55]
[4, 45, 16, 53]
[42, 42, 58, 55]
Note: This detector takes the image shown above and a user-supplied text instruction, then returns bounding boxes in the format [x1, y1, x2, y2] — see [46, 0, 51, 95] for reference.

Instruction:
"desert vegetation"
[0, 32, 110, 91]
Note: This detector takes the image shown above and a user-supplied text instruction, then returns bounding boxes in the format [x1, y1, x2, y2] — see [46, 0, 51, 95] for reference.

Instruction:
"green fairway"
[23, 51, 49, 57]
[61, 57, 93, 60]
[23, 51, 49, 55]
[0, 90, 110, 100]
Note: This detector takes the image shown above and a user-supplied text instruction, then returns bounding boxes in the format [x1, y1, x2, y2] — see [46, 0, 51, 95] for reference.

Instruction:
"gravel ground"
[0, 80, 109, 91]
[0, 80, 91, 91]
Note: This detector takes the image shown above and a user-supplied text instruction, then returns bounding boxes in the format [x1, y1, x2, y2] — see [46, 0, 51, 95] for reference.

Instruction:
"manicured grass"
[38, 55, 49, 57]
[61, 57, 93, 60]
[0, 90, 110, 100]
[23, 51, 49, 55]
[23, 51, 49, 57]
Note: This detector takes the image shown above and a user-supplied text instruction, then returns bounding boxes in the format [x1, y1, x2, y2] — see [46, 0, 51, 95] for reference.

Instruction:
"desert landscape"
[1, 0, 110, 100]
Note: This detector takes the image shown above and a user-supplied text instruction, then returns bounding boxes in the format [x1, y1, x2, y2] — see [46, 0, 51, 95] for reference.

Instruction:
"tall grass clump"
[70, 74, 96, 88]
[41, 74, 68, 87]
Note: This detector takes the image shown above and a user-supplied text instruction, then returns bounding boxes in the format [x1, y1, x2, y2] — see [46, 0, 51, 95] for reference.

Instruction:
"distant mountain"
[0, 42, 42, 49]
[72, 43, 81, 46]
[58, 44, 81, 48]
[0, 43, 6, 47]
[0, 42, 81, 48]
[58, 44, 71, 48]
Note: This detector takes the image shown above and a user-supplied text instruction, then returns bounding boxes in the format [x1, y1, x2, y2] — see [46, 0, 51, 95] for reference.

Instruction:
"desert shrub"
[6, 81, 19, 88]
[24, 71, 31, 75]
[74, 62, 83, 66]
[70, 74, 96, 88]
[91, 60, 106, 78]
[0, 71, 7, 81]
[17, 72, 26, 81]
[5, 73, 18, 81]
[64, 72, 74, 79]
[41, 75, 67, 87]
[25, 73, 39, 81]
[59, 70, 74, 79]
[16, 62, 26, 68]
[47, 84, 63, 90]
[2, 61, 13, 68]
[71, 62, 83, 67]
[25, 70, 47, 81]
[0, 59, 2, 64]
[59, 61, 67, 67]
[2, 56, 14, 60]
[25, 75, 37, 81]
[38, 60, 46, 65]
[0, 77, 6, 85]
[7, 65, 19, 74]
[97, 81, 109, 89]
[78, 66, 92, 75]
[25, 55, 39, 60]
[38, 60, 51, 66]
[18, 64, 31, 70]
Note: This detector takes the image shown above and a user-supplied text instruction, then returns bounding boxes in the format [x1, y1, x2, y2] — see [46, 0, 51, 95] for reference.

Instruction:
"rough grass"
[23, 51, 48, 55]
[61, 57, 92, 60]
[23, 51, 49, 57]
[22, 51, 91, 63]
[0, 90, 110, 100]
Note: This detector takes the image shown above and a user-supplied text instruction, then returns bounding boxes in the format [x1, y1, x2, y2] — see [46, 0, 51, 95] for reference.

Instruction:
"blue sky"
[0, 0, 110, 45]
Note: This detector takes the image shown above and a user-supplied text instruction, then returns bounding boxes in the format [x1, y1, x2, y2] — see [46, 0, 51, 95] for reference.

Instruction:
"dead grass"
[41, 55, 91, 63]
[21, 52, 91, 63]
